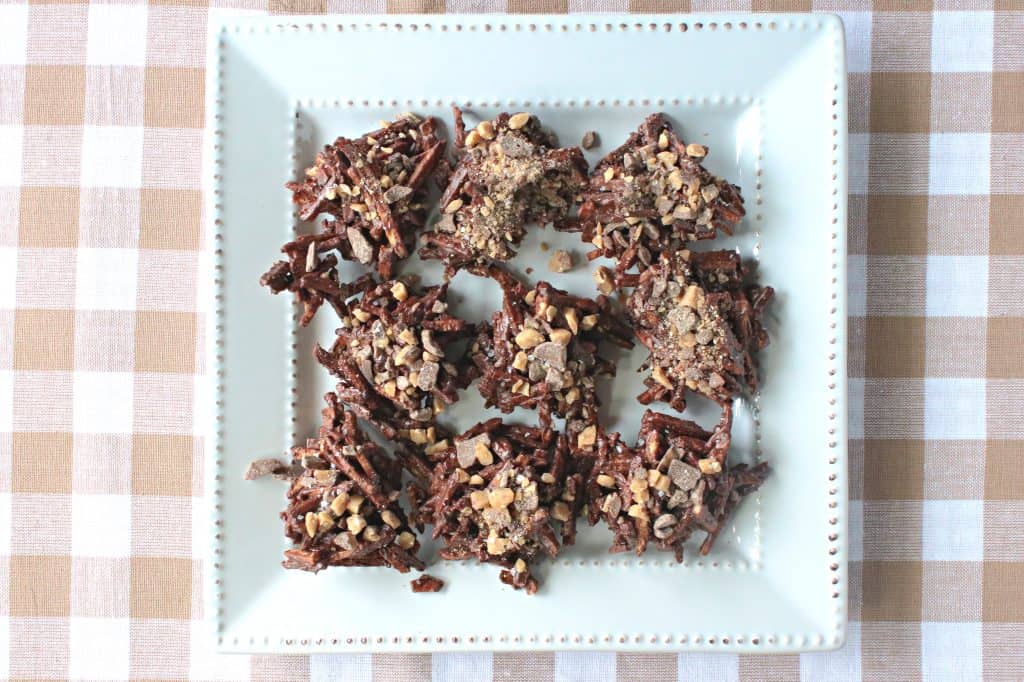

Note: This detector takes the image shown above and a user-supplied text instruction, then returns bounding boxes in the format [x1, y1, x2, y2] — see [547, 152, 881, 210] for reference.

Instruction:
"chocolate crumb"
[540, 241, 550, 252]
[411, 574, 445, 593]
[581, 130, 598, 149]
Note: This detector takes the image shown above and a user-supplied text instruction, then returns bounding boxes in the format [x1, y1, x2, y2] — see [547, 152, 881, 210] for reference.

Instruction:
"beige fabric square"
[927, 194, 989, 255]
[922, 561, 983, 621]
[326, 0, 387, 10]
[132, 434, 195, 497]
[23, 65, 85, 126]
[74, 310, 135, 372]
[132, 372, 193, 434]
[143, 67, 204, 128]
[79, 187, 141, 249]
[72, 433, 133, 495]
[861, 560, 922, 622]
[372, 651, 432, 679]
[20, 126, 82, 188]
[12, 431, 73, 494]
[867, 195, 928, 255]
[14, 308, 74, 371]
[0, 65, 26, 125]
[617, 653, 678, 681]
[508, 0, 565, 9]
[987, 317, 1024, 378]
[271, 0, 328, 11]
[738, 655, 800, 682]
[0, 310, 13, 371]
[990, 195, 1024, 255]
[490, 653, 552, 682]
[141, 127, 202, 189]
[870, 72, 932, 133]
[135, 249, 199, 311]
[84, 65, 145, 126]
[691, 0, 750, 9]
[15, 247, 77, 310]
[11, 493, 72, 555]
[139, 188, 202, 251]
[862, 379, 925, 438]
[26, 4, 88, 65]
[18, 186, 79, 248]
[866, 256, 927, 316]
[988, 256, 1024, 316]
[10, 555, 71, 617]
[984, 500, 1024, 560]
[848, 72, 870, 134]
[931, 72, 992, 133]
[134, 311, 197, 374]
[145, 6, 207, 67]
[70, 556, 130, 617]
[252, 655, 311, 682]
[129, 618, 190, 679]
[925, 317, 987, 377]
[862, 500, 923, 560]
[983, 624, 1024, 680]
[867, 133, 931, 194]
[130, 557, 192, 619]
[13, 369, 73, 431]
[985, 440, 1024, 501]
[862, 439, 923, 500]
[865, 316, 925, 378]
[871, 12, 933, 72]
[752, 0, 809, 8]
[993, 10, 1024, 71]
[131, 495, 191, 557]
[848, 438, 865, 501]
[8, 617, 69, 680]
[628, 0, 690, 9]
[991, 133, 1024, 193]
[923, 440, 986, 500]
[860, 622, 922, 681]
[983, 561, 1024, 621]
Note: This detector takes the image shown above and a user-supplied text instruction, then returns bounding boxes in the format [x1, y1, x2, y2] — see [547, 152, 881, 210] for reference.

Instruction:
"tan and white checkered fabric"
[1, 0, 1021, 679]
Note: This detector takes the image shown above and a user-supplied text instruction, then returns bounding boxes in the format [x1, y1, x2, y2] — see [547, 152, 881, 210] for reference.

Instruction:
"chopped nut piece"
[596, 474, 616, 488]
[549, 328, 573, 346]
[390, 281, 408, 301]
[508, 112, 532, 130]
[551, 501, 571, 522]
[698, 458, 722, 474]
[470, 490, 490, 510]
[651, 365, 673, 390]
[475, 441, 494, 466]
[346, 494, 365, 514]
[397, 531, 417, 549]
[488, 487, 515, 509]
[515, 328, 545, 349]
[577, 425, 597, 450]
[547, 249, 574, 273]
[381, 509, 402, 529]
[305, 513, 319, 537]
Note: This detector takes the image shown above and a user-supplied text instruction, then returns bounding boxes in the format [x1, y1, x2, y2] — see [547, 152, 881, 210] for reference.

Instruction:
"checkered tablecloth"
[2, 0, 1021, 679]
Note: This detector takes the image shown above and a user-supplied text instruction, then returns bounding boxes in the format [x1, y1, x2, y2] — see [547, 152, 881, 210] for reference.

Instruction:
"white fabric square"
[849, 133, 869, 195]
[75, 248, 139, 311]
[71, 494, 130, 557]
[0, 248, 17, 310]
[925, 255, 988, 317]
[310, 654, 371, 682]
[922, 622, 982, 681]
[928, 133, 991, 195]
[0, 492, 11, 555]
[924, 378, 986, 440]
[69, 617, 129, 681]
[923, 500, 984, 561]
[849, 500, 864, 562]
[86, 4, 148, 66]
[0, 6, 28, 65]
[848, 254, 866, 318]
[837, 11, 871, 74]
[678, 653, 738, 682]
[0, 126, 24, 186]
[73, 371, 134, 434]
[931, 12, 994, 73]
[849, 378, 865, 440]
[0, 619, 8, 681]
[435, 653, 494, 682]
[0, 371, 13, 434]
[800, 622, 862, 681]
[80, 126, 144, 188]
[189, 621, 251, 681]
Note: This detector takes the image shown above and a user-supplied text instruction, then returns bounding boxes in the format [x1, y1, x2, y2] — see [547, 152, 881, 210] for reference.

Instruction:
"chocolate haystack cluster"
[573, 113, 745, 275]
[253, 110, 774, 595]
[420, 109, 588, 274]
[625, 249, 774, 410]
[585, 406, 768, 562]
[279, 395, 425, 573]
[421, 416, 581, 594]
[284, 113, 445, 278]
[314, 277, 476, 443]
[470, 266, 632, 427]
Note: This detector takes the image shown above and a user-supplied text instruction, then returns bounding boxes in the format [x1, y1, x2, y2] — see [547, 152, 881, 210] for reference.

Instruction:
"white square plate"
[206, 14, 849, 654]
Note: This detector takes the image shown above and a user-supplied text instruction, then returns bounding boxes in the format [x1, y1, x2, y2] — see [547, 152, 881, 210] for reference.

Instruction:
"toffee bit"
[469, 266, 632, 422]
[284, 114, 446, 279]
[568, 113, 746, 275]
[584, 406, 769, 562]
[421, 416, 582, 594]
[410, 574, 445, 593]
[279, 398, 426, 574]
[626, 249, 773, 409]
[419, 108, 589, 276]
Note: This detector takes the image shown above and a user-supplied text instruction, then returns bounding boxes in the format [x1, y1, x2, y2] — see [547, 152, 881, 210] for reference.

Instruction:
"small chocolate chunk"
[410, 574, 445, 593]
